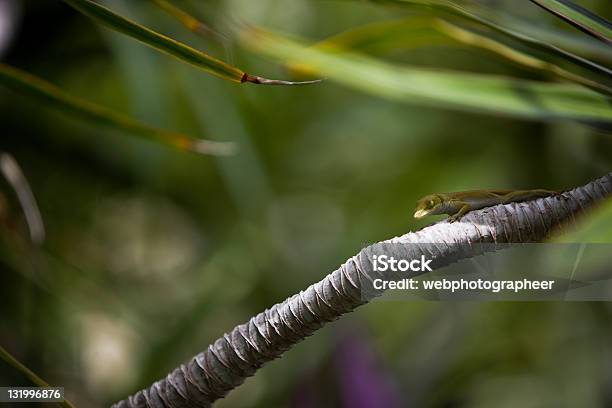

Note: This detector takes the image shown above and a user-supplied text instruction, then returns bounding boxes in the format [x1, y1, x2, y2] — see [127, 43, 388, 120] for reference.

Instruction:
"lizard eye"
[428, 200, 434, 207]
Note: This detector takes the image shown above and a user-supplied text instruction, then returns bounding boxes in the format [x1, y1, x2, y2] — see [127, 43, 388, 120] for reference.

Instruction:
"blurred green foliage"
[0, 0, 611, 407]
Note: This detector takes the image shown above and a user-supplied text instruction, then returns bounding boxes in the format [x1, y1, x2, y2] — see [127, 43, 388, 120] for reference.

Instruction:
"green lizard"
[414, 189, 558, 223]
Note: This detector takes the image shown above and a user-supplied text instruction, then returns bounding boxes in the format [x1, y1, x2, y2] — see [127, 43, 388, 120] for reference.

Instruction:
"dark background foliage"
[1, 0, 611, 406]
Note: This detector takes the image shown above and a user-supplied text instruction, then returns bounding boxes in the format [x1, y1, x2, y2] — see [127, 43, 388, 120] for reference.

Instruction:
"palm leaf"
[0, 63, 235, 155]
[63, 0, 320, 85]
[436, 19, 612, 95]
[529, 0, 612, 44]
[296, 17, 611, 95]
[0, 345, 76, 408]
[352, 0, 611, 80]
[150, 0, 227, 42]
[242, 28, 612, 123]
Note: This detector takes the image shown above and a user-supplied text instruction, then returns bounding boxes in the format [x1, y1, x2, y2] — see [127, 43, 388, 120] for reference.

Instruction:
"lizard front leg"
[447, 203, 470, 223]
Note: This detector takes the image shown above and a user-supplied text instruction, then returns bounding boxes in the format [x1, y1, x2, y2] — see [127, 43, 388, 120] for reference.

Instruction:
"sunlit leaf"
[0, 63, 235, 155]
[529, 0, 612, 44]
[297, 17, 611, 95]
[243, 28, 612, 123]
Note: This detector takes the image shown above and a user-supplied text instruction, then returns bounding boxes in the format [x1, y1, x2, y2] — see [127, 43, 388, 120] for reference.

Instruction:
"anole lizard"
[414, 189, 558, 223]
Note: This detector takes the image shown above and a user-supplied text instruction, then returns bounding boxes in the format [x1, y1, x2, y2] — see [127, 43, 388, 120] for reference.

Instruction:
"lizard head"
[414, 194, 444, 219]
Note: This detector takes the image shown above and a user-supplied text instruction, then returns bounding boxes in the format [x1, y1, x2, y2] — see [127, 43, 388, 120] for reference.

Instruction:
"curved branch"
[113, 173, 611, 408]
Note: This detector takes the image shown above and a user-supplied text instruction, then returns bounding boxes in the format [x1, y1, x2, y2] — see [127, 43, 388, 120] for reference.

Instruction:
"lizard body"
[414, 189, 557, 223]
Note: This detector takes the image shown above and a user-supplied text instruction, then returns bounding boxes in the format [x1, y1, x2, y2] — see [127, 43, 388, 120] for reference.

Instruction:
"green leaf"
[552, 198, 612, 243]
[63, 0, 320, 85]
[0, 63, 235, 155]
[529, 0, 612, 44]
[350, 0, 611, 80]
[0, 345, 76, 408]
[298, 17, 448, 54]
[507, 17, 612, 64]
[436, 19, 612, 95]
[150, 0, 227, 42]
[242, 28, 612, 123]
[64, 0, 241, 81]
[298, 17, 612, 95]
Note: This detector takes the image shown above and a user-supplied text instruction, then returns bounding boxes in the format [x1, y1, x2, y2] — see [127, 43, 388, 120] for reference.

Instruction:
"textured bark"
[113, 173, 612, 408]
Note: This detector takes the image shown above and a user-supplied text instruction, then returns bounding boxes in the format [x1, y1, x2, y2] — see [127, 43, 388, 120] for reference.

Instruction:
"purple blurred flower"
[336, 331, 401, 408]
